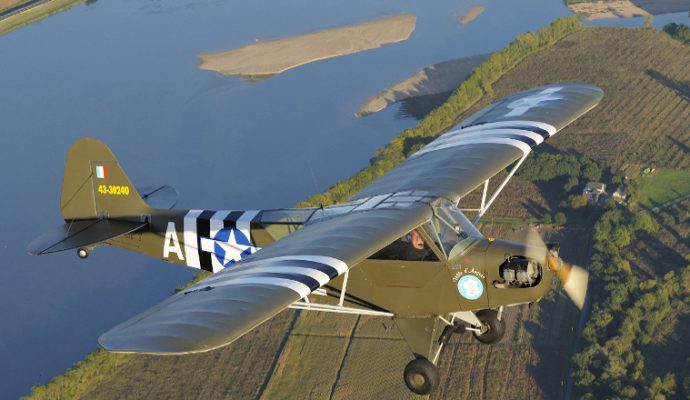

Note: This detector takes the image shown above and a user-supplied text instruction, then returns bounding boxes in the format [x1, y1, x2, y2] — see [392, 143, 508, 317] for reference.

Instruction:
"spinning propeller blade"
[547, 257, 589, 310]
[513, 226, 589, 310]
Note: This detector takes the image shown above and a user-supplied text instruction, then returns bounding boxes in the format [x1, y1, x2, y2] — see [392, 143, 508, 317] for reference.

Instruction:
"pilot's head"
[409, 229, 425, 250]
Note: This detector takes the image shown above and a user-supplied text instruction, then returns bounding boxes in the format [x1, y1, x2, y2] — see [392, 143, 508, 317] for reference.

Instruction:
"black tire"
[403, 357, 439, 395]
[472, 309, 506, 345]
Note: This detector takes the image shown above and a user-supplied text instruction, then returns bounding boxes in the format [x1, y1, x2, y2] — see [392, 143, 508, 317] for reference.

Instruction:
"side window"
[370, 228, 439, 262]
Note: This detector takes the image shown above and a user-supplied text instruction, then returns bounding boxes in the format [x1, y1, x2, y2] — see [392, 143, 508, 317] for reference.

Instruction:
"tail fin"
[60, 138, 150, 221]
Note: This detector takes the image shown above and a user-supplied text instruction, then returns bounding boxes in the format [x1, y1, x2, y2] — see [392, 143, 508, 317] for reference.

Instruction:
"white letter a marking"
[164, 222, 185, 260]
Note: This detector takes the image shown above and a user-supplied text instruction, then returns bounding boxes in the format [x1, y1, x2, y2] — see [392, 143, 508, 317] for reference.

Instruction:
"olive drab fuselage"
[106, 208, 553, 318]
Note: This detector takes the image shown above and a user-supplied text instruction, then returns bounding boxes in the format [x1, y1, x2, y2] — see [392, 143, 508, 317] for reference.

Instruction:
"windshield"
[428, 199, 484, 259]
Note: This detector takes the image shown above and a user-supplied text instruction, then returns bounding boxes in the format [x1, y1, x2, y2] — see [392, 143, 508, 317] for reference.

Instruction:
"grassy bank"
[0, 0, 83, 37]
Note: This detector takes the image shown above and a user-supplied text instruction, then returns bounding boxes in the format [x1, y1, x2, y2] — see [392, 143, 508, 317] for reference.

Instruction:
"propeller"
[513, 226, 589, 310]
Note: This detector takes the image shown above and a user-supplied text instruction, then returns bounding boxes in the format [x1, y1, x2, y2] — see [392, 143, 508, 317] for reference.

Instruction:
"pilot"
[408, 229, 425, 251]
[370, 228, 438, 261]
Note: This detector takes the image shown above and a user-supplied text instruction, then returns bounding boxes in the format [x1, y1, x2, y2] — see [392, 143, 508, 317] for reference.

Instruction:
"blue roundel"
[457, 275, 484, 300]
[213, 227, 252, 267]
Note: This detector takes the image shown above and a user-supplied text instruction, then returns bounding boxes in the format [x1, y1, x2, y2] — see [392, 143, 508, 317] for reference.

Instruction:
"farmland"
[479, 28, 690, 172]
[636, 169, 690, 209]
[25, 25, 690, 400]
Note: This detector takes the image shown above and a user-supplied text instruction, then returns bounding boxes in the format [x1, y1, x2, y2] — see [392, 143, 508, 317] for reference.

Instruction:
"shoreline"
[356, 54, 489, 117]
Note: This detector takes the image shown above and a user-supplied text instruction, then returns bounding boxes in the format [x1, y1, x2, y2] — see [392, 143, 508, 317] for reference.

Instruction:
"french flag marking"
[96, 165, 107, 179]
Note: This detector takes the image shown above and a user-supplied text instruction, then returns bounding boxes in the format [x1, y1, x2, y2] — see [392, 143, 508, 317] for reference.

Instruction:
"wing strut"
[460, 152, 530, 224]
[339, 270, 349, 306]
[289, 268, 394, 317]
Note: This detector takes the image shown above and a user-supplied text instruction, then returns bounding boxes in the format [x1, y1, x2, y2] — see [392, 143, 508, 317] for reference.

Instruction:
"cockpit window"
[429, 200, 484, 259]
[369, 227, 439, 262]
[368, 201, 483, 263]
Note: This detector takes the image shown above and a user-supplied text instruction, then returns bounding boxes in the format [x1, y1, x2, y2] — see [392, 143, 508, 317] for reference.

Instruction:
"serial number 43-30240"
[98, 184, 130, 196]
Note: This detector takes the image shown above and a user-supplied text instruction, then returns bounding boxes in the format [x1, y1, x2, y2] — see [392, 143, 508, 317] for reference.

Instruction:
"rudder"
[60, 138, 149, 221]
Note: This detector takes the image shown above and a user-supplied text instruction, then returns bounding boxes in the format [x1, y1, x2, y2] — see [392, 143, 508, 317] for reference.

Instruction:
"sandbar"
[356, 54, 489, 117]
[568, 0, 690, 20]
[459, 6, 485, 25]
[198, 15, 416, 80]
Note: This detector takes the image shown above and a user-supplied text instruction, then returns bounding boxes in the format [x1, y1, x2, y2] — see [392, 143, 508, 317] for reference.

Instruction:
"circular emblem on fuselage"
[457, 275, 484, 300]
[212, 227, 254, 267]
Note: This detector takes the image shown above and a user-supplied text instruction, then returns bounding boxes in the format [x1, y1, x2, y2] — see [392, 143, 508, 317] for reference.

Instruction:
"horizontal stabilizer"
[28, 219, 146, 256]
[137, 185, 178, 210]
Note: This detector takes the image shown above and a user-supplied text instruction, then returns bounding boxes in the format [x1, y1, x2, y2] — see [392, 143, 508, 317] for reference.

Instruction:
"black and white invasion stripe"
[411, 120, 557, 159]
[182, 209, 261, 272]
[200, 255, 348, 298]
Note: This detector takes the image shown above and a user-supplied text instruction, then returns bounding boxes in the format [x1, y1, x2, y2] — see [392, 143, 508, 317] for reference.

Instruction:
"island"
[459, 6, 485, 25]
[198, 14, 416, 80]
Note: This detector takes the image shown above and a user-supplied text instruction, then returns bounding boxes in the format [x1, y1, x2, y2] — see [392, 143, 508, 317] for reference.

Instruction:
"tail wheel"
[77, 248, 89, 259]
[403, 357, 439, 395]
[472, 309, 506, 344]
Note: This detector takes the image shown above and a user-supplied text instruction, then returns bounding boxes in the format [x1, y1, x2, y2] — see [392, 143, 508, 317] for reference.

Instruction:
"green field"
[636, 169, 690, 208]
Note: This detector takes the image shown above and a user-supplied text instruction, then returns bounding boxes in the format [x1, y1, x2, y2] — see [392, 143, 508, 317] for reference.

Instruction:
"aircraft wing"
[99, 203, 432, 354]
[99, 83, 602, 355]
[353, 83, 603, 202]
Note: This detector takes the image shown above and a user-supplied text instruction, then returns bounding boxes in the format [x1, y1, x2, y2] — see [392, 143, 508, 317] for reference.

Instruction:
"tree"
[582, 162, 602, 182]
[612, 227, 632, 248]
[634, 213, 660, 234]
[645, 373, 676, 399]
[554, 211, 567, 225]
[564, 176, 579, 192]
[569, 194, 589, 209]
[543, 213, 552, 224]
[663, 22, 690, 45]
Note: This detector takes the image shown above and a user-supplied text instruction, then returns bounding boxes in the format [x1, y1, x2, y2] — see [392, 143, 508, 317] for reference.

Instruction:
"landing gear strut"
[403, 356, 439, 395]
[472, 309, 506, 344]
[77, 248, 89, 259]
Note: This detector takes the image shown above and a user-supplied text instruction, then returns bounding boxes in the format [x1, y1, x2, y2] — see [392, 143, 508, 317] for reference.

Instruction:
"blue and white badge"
[457, 275, 484, 300]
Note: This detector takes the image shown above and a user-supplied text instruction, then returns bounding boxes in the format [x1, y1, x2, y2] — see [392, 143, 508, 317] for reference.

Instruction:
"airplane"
[29, 83, 603, 395]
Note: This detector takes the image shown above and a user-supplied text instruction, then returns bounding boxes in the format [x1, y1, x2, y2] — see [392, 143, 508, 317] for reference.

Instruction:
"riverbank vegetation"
[664, 22, 690, 45]
[0, 0, 83, 37]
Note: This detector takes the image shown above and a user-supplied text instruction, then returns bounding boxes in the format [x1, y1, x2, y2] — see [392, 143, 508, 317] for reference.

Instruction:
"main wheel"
[403, 357, 439, 395]
[472, 309, 506, 344]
